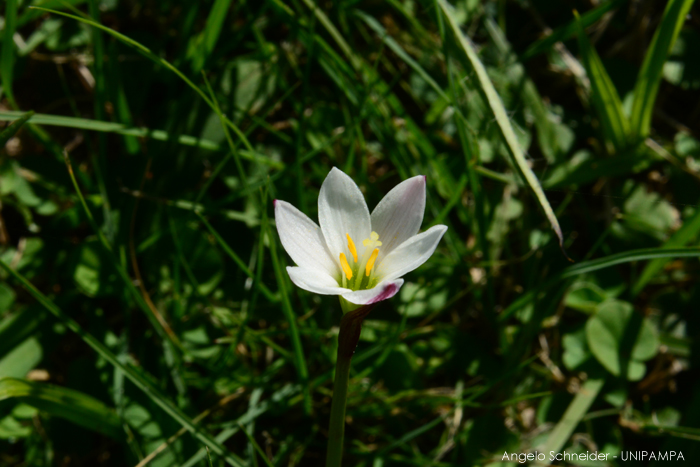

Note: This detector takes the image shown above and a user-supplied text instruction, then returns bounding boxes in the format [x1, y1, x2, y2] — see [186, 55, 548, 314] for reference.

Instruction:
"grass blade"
[0, 110, 33, 147]
[194, 211, 277, 302]
[500, 247, 700, 320]
[521, 0, 625, 62]
[632, 209, 700, 296]
[0, 377, 122, 439]
[0, 110, 283, 168]
[201, 72, 248, 189]
[437, 0, 569, 258]
[629, 0, 694, 139]
[28, 7, 254, 153]
[355, 10, 448, 102]
[63, 152, 183, 350]
[559, 247, 700, 279]
[187, 0, 233, 73]
[376, 413, 444, 456]
[534, 377, 606, 464]
[0, 259, 246, 467]
[1, 0, 18, 105]
[574, 11, 631, 154]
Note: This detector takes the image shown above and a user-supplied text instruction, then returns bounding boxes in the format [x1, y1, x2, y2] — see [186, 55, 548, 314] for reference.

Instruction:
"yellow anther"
[346, 233, 358, 262]
[362, 231, 382, 248]
[340, 253, 353, 280]
[365, 248, 379, 277]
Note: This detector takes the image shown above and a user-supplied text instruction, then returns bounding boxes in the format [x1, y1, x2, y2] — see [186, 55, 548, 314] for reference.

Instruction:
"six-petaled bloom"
[274, 167, 447, 312]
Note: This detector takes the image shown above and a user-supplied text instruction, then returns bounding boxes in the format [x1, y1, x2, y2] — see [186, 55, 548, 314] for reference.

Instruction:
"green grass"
[1, 0, 700, 466]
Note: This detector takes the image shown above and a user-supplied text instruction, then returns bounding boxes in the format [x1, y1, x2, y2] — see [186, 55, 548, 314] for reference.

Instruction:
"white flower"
[274, 167, 448, 309]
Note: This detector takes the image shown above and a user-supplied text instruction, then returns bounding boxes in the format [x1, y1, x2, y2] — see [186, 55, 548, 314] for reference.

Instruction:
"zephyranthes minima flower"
[274, 167, 447, 310]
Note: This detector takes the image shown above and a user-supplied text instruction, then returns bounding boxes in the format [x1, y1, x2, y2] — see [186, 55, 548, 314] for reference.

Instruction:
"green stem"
[326, 305, 373, 467]
[326, 351, 351, 466]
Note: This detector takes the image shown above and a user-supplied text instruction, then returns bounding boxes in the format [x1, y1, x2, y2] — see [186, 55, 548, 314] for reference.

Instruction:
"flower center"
[339, 232, 382, 290]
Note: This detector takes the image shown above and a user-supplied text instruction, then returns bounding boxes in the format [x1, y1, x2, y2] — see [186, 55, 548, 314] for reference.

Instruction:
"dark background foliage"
[1, 0, 700, 466]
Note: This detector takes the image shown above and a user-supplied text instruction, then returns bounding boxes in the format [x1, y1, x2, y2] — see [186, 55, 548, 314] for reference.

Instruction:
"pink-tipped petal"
[341, 279, 404, 305]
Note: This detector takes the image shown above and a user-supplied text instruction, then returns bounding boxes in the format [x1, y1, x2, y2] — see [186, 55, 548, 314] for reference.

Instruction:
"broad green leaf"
[71, 242, 118, 297]
[0, 377, 121, 439]
[564, 281, 610, 313]
[586, 301, 658, 380]
[630, 0, 695, 138]
[562, 328, 591, 370]
[0, 338, 42, 379]
[0, 160, 42, 207]
[437, 0, 567, 257]
[0, 413, 32, 439]
[623, 184, 679, 240]
[575, 12, 630, 154]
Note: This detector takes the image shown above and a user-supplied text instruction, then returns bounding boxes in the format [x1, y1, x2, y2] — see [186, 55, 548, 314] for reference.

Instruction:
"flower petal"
[341, 279, 404, 305]
[318, 167, 371, 261]
[275, 200, 339, 277]
[370, 175, 426, 260]
[286, 267, 351, 295]
[376, 225, 448, 281]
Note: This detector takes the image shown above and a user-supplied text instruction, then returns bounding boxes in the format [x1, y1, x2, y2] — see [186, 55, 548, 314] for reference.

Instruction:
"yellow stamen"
[365, 248, 379, 277]
[340, 253, 353, 280]
[346, 233, 358, 262]
[362, 231, 383, 248]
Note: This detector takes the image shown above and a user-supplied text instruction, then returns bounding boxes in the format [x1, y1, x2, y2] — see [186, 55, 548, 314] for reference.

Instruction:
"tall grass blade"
[355, 10, 448, 102]
[187, 0, 233, 73]
[63, 153, 183, 350]
[629, 0, 694, 139]
[437, 0, 569, 258]
[559, 247, 700, 278]
[574, 11, 630, 154]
